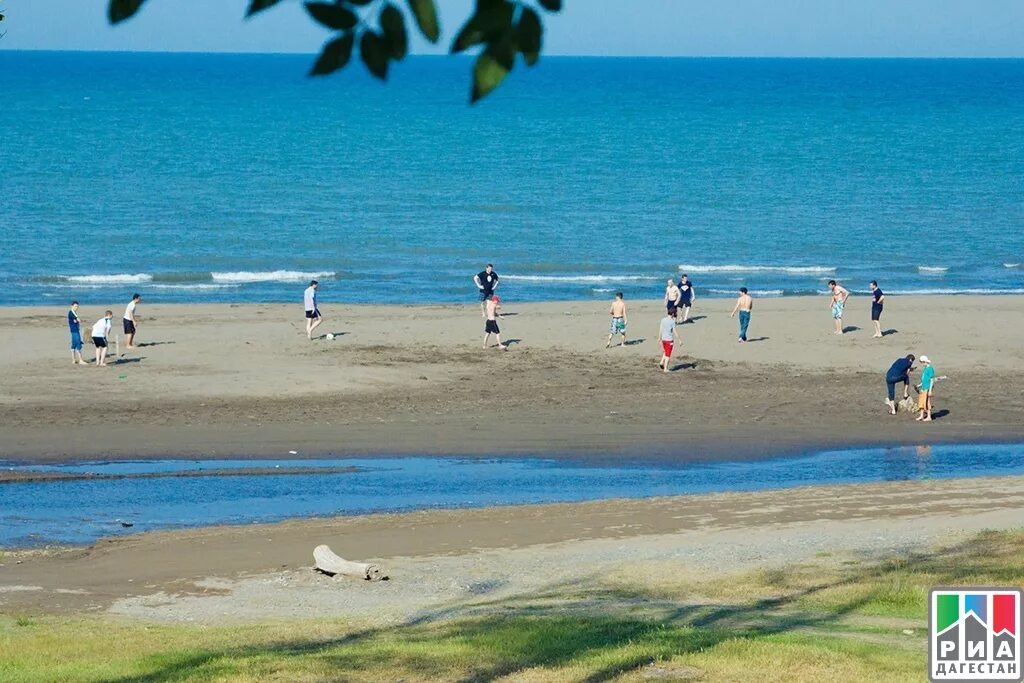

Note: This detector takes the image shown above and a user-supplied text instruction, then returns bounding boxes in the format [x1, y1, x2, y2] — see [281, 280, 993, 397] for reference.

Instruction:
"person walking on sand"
[123, 293, 141, 349]
[729, 287, 753, 342]
[665, 279, 682, 321]
[915, 356, 945, 422]
[474, 264, 499, 319]
[68, 301, 86, 365]
[678, 274, 696, 323]
[869, 281, 885, 338]
[304, 280, 323, 340]
[884, 354, 915, 415]
[606, 292, 628, 348]
[658, 308, 681, 373]
[483, 295, 507, 350]
[827, 280, 849, 335]
[91, 310, 113, 367]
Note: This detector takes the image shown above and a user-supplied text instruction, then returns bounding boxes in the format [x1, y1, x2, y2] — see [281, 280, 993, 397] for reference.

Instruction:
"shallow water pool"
[1, 443, 1021, 547]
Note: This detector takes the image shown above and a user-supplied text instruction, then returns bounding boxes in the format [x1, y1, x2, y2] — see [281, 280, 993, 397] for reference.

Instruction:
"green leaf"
[471, 49, 510, 103]
[380, 4, 408, 59]
[305, 2, 358, 30]
[538, 0, 562, 11]
[406, 0, 440, 43]
[108, 0, 147, 24]
[360, 31, 390, 80]
[517, 7, 542, 66]
[451, 1, 514, 53]
[310, 33, 355, 76]
[246, 0, 284, 17]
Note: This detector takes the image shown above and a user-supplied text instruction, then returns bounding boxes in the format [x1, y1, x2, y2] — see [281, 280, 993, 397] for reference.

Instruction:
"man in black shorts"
[474, 264, 499, 318]
[869, 280, 885, 338]
[678, 274, 696, 323]
[884, 354, 915, 415]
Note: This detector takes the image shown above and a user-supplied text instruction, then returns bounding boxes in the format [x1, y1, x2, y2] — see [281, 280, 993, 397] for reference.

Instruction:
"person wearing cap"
[884, 354, 916, 415]
[483, 294, 507, 350]
[303, 279, 322, 340]
[916, 356, 945, 422]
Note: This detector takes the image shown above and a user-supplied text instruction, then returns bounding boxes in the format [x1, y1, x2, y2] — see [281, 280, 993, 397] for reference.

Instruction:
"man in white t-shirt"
[123, 293, 141, 349]
[91, 310, 114, 367]
[304, 280, 323, 340]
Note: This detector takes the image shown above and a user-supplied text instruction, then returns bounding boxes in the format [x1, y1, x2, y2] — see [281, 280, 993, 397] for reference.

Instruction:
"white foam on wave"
[917, 266, 949, 273]
[678, 264, 836, 275]
[64, 273, 153, 284]
[210, 270, 335, 283]
[503, 274, 660, 283]
[1004, 263, 1021, 268]
[148, 284, 240, 290]
[891, 288, 1024, 295]
[708, 288, 785, 296]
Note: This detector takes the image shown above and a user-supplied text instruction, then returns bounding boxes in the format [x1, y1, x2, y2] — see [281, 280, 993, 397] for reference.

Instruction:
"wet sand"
[1, 295, 1023, 462]
[1, 475, 1021, 617]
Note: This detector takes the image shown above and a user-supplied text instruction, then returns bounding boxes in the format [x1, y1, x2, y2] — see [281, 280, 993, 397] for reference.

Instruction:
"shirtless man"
[828, 280, 849, 335]
[664, 279, 682, 321]
[606, 292, 628, 348]
[483, 295, 507, 350]
[729, 287, 753, 342]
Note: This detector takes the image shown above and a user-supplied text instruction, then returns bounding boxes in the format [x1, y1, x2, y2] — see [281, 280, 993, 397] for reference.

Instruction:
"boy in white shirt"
[123, 293, 141, 349]
[91, 310, 114, 367]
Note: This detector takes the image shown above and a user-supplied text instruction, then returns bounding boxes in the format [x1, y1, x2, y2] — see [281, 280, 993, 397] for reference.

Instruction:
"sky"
[2, 0, 1023, 57]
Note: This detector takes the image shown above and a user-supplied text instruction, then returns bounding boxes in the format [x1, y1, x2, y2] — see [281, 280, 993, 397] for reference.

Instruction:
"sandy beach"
[1, 295, 1022, 461]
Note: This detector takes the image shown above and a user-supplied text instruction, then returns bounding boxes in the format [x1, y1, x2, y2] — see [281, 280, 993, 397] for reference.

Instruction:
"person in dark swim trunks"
[474, 264, 499, 319]
[884, 354, 916, 415]
[869, 280, 885, 338]
[678, 274, 696, 323]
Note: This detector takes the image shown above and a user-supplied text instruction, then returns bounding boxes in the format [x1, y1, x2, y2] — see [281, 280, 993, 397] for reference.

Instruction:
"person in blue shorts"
[68, 301, 85, 365]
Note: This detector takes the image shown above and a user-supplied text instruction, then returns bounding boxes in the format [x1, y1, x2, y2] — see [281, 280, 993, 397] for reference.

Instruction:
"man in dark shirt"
[870, 281, 885, 338]
[678, 274, 696, 323]
[473, 264, 499, 319]
[885, 354, 916, 415]
[68, 300, 85, 365]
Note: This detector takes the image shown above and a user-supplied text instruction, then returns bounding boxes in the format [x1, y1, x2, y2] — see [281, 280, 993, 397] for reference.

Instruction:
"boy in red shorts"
[659, 307, 680, 373]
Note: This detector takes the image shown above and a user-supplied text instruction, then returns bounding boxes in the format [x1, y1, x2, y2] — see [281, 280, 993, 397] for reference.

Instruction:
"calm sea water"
[2, 52, 1023, 306]
[2, 443, 1021, 547]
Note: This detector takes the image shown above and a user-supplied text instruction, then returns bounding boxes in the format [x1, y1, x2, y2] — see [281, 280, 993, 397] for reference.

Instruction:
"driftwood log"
[313, 545, 386, 581]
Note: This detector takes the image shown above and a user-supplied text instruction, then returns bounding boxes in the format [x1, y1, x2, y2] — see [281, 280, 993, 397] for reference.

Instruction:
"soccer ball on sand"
[325, 333, 335, 340]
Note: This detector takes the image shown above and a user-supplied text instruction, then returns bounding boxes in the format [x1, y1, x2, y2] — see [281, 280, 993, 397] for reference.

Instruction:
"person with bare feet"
[665, 279, 682, 322]
[304, 280, 323, 340]
[68, 301, 86, 365]
[91, 310, 113, 367]
[729, 287, 753, 342]
[483, 295, 507, 350]
[869, 280, 885, 338]
[827, 280, 849, 334]
[915, 356, 945, 422]
[658, 307, 680, 373]
[678, 274, 696, 323]
[123, 293, 141, 349]
[884, 354, 915, 415]
[606, 292, 628, 348]
[474, 264, 499, 319]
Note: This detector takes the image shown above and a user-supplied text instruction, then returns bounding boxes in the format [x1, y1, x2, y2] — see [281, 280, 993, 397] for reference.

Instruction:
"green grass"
[1, 529, 1021, 683]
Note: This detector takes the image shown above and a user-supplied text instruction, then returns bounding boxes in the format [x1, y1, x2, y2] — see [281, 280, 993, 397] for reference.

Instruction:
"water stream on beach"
[1, 443, 1021, 548]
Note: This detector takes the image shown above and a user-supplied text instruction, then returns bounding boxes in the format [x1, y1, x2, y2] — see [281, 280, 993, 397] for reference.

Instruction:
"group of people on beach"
[66, 293, 141, 366]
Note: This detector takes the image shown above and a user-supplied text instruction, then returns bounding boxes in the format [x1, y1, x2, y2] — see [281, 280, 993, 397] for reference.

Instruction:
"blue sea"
[2, 52, 1022, 306]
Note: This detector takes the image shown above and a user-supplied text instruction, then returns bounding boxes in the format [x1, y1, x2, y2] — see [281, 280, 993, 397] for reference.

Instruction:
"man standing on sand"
[665, 279, 682, 321]
[91, 310, 113, 367]
[123, 293, 141, 349]
[827, 280, 849, 335]
[606, 292, 628, 348]
[474, 264, 499, 319]
[658, 307, 681, 373]
[304, 279, 323, 340]
[678, 274, 696, 323]
[68, 301, 85, 365]
[869, 280, 885, 338]
[884, 354, 915, 415]
[483, 295, 507, 350]
[729, 287, 753, 342]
